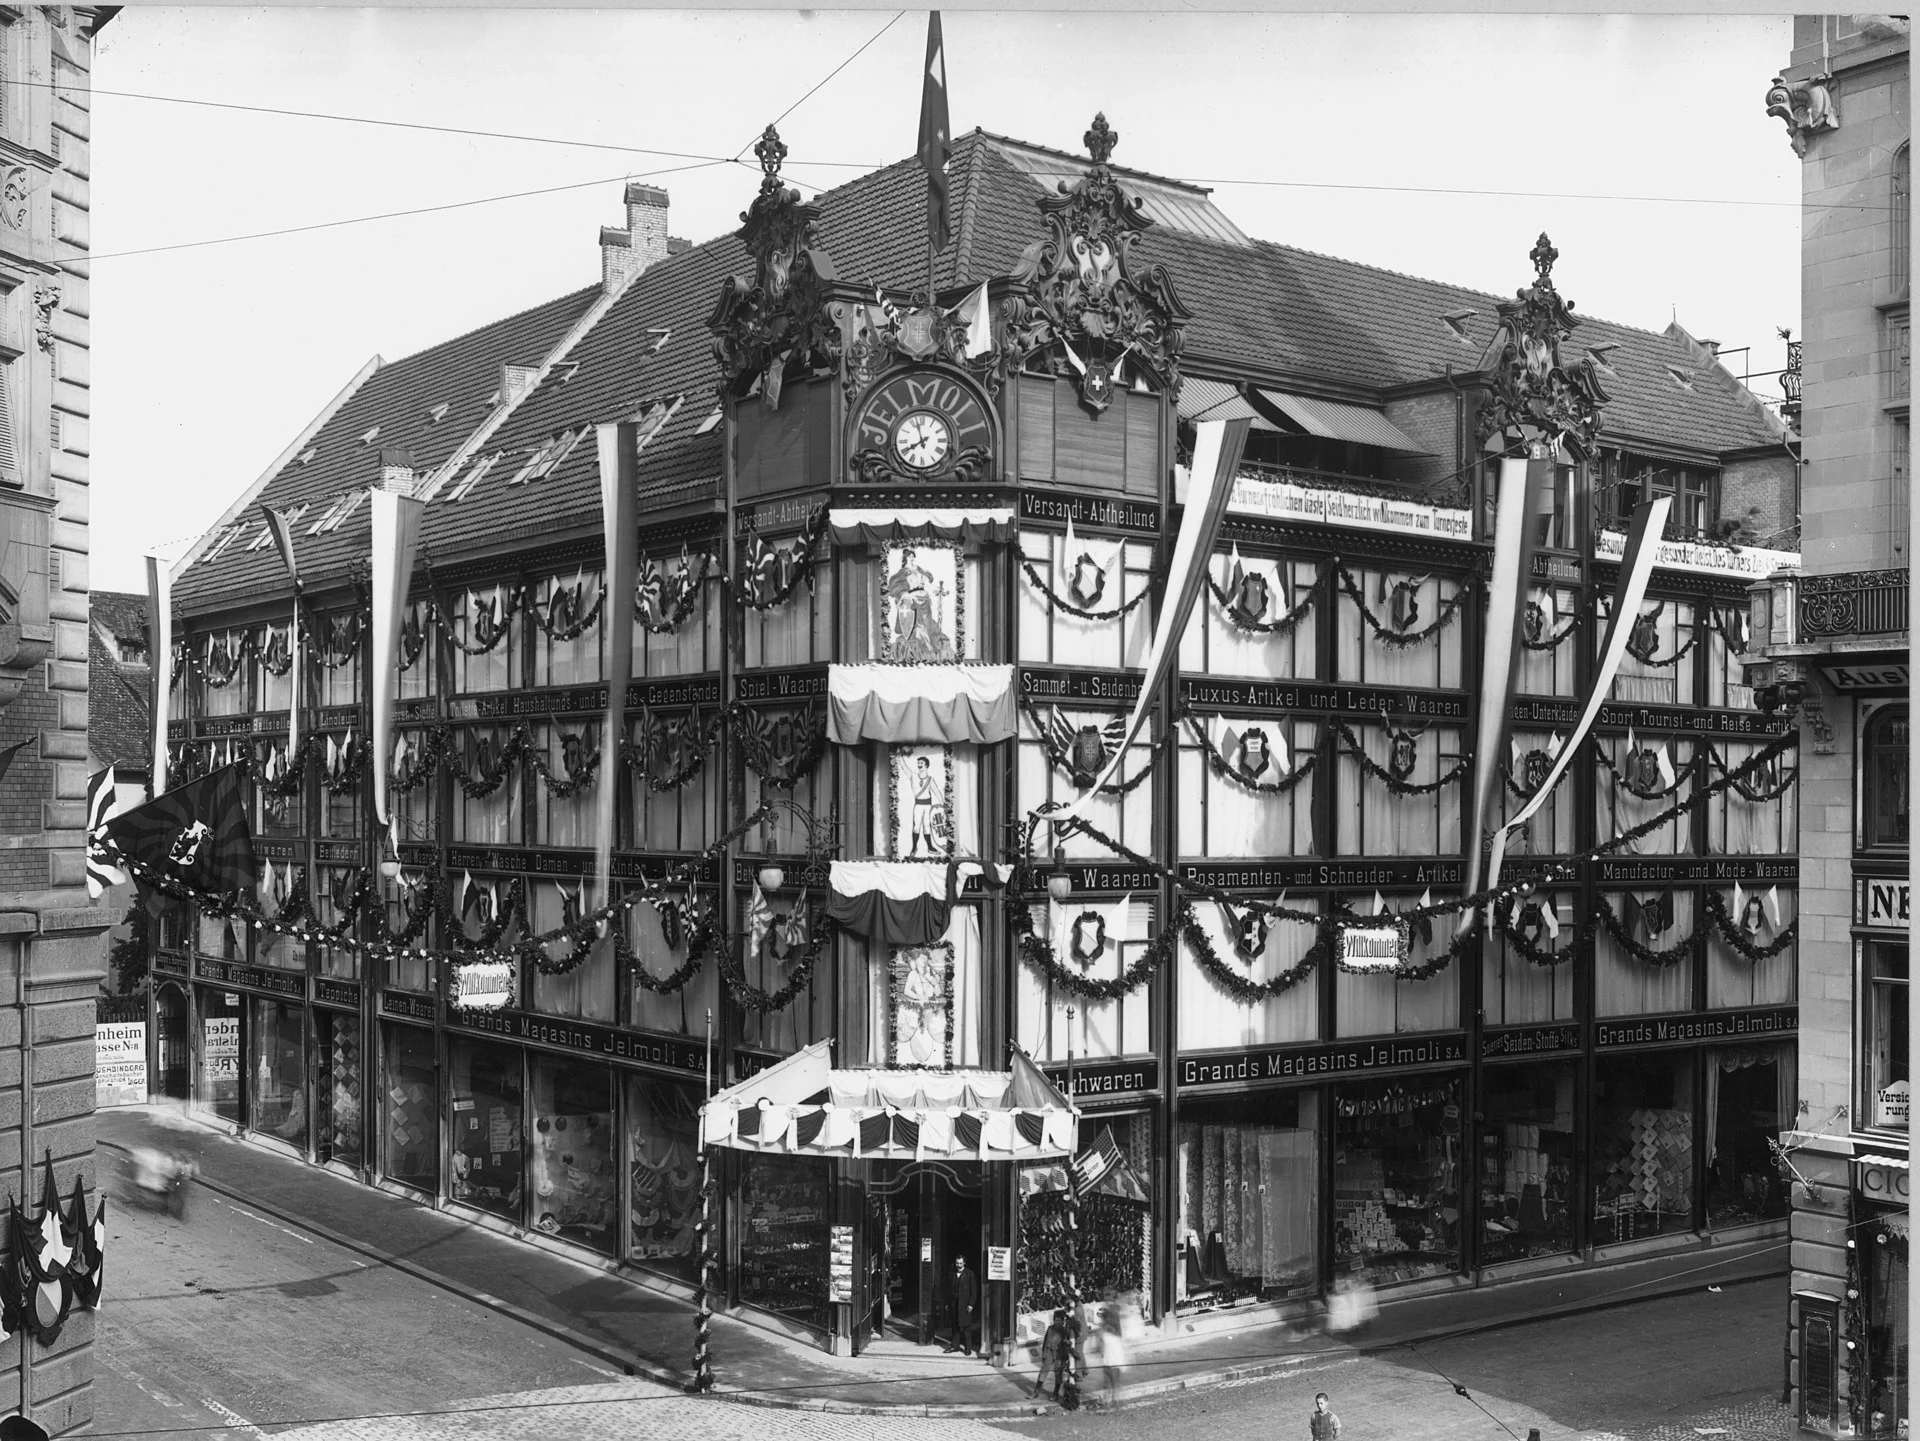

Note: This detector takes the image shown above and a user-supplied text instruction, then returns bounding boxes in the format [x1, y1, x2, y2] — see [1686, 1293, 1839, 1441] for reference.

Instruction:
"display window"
[256, 622, 295, 714]
[1594, 890, 1695, 1017]
[1333, 565, 1467, 690]
[1332, 1076, 1462, 1284]
[633, 729, 718, 852]
[1177, 898, 1320, 1049]
[1016, 897, 1152, 1063]
[1334, 915, 1463, 1036]
[1704, 1043, 1793, 1228]
[1596, 735, 1695, 856]
[627, 891, 718, 1036]
[1705, 888, 1796, 1008]
[1016, 532, 1154, 670]
[256, 906, 306, 972]
[530, 882, 616, 1023]
[1864, 942, 1909, 1133]
[1863, 1213, 1909, 1438]
[249, 999, 308, 1147]
[396, 604, 433, 702]
[1478, 1063, 1575, 1262]
[1606, 597, 1697, 705]
[532, 722, 597, 848]
[737, 1154, 831, 1331]
[318, 1011, 362, 1167]
[390, 730, 434, 846]
[1178, 549, 1320, 682]
[634, 556, 722, 677]
[1705, 605, 1755, 710]
[1017, 727, 1154, 860]
[1334, 723, 1466, 858]
[625, 1073, 703, 1281]
[383, 881, 432, 993]
[201, 635, 249, 717]
[1497, 730, 1574, 858]
[450, 589, 516, 694]
[313, 867, 363, 980]
[1514, 585, 1581, 700]
[381, 1023, 438, 1192]
[323, 784, 360, 842]
[737, 888, 827, 1056]
[453, 730, 523, 844]
[1174, 717, 1319, 859]
[743, 546, 833, 668]
[1482, 913, 1576, 1025]
[528, 1054, 615, 1252]
[1592, 1052, 1695, 1241]
[198, 989, 243, 1124]
[1862, 704, 1909, 851]
[257, 770, 304, 838]
[318, 649, 359, 707]
[449, 1038, 524, 1224]
[1706, 740, 1797, 855]
[529, 569, 605, 687]
[1176, 1091, 1320, 1312]
[195, 909, 247, 964]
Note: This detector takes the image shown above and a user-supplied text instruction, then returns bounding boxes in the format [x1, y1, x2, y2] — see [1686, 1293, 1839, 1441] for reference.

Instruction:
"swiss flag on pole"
[917, 12, 951, 253]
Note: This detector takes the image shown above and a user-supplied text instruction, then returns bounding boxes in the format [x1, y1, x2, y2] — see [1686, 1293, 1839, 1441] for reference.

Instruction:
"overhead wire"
[733, 9, 907, 160]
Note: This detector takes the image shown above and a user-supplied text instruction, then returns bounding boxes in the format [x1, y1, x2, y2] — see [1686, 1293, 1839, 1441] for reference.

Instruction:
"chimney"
[500, 363, 540, 406]
[600, 226, 637, 293]
[668, 237, 692, 257]
[377, 447, 416, 497]
[624, 184, 671, 271]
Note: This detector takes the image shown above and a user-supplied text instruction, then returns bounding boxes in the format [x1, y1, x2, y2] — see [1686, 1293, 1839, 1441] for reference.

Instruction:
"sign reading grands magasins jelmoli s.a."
[1595, 1006, 1797, 1049]
[1180, 1033, 1467, 1087]
[446, 1005, 707, 1077]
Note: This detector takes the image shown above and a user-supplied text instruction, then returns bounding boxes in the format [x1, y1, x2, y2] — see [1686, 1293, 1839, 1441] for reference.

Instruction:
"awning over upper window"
[1176, 378, 1280, 430]
[1176, 379, 1432, 456]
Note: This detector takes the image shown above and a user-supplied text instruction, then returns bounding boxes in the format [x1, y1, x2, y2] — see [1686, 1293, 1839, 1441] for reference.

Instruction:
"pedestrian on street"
[1310, 1391, 1342, 1441]
[941, 1254, 980, 1354]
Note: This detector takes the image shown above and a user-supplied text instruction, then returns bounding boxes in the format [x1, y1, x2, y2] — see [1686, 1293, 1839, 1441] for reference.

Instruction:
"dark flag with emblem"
[102, 761, 258, 898]
[917, 11, 951, 253]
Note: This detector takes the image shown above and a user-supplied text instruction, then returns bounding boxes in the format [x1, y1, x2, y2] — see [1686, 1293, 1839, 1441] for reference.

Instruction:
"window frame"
[1859, 702, 1910, 854]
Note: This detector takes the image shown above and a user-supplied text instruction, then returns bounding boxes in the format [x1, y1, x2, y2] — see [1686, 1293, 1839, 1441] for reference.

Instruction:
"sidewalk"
[96, 1107, 1786, 1420]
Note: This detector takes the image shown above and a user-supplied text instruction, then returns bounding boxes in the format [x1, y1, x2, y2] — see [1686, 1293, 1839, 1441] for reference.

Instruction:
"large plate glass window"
[528, 1055, 615, 1253]
[1704, 1042, 1793, 1229]
[625, 1073, 703, 1282]
[1592, 1052, 1695, 1241]
[380, 1023, 438, 1192]
[249, 998, 307, 1148]
[1478, 1063, 1575, 1262]
[1175, 1091, 1319, 1313]
[1864, 941, 1910, 1133]
[449, 1037, 524, 1224]
[1332, 1075, 1462, 1284]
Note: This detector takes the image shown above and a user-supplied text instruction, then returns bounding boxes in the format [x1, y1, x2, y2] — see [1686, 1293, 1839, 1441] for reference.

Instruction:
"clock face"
[893, 411, 952, 470]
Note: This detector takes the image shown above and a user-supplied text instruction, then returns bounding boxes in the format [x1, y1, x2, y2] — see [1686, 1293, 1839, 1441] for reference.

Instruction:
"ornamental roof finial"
[1085, 113, 1118, 167]
[1530, 232, 1558, 283]
[754, 125, 788, 187]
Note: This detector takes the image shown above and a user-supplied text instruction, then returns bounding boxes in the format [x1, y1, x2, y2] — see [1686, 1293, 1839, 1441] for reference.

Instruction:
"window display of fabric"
[1593, 1105, 1694, 1240]
[1177, 1110, 1318, 1310]
[382, 1024, 438, 1191]
[324, 1014, 362, 1167]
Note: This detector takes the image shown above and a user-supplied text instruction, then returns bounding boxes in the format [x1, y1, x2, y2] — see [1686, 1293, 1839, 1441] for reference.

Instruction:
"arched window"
[1863, 703, 1909, 850]
[1894, 143, 1910, 298]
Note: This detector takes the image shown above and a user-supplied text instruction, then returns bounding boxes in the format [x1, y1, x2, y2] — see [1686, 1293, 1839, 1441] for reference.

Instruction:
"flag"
[917, 11, 952, 253]
[1049, 417, 1250, 822]
[102, 761, 258, 899]
[146, 555, 174, 796]
[1071, 1126, 1121, 1196]
[84, 765, 128, 900]
[957, 278, 991, 358]
[260, 504, 301, 592]
[370, 488, 424, 859]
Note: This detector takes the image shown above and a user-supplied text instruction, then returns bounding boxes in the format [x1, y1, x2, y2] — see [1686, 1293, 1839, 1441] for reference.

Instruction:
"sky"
[88, 9, 1802, 592]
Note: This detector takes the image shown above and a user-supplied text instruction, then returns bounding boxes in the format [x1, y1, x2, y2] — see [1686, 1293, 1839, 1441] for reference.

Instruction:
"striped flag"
[1071, 1126, 1121, 1196]
[917, 12, 952, 253]
[84, 765, 128, 900]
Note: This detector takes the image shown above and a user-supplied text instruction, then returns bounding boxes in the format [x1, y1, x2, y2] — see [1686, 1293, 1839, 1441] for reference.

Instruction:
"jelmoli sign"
[1595, 1006, 1796, 1049]
[1180, 1033, 1467, 1088]
[446, 1006, 707, 1077]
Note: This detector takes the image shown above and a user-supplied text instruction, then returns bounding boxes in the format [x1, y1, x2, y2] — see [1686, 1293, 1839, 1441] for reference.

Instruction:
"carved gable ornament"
[1475, 233, 1608, 461]
[1002, 114, 1190, 413]
[708, 126, 843, 406]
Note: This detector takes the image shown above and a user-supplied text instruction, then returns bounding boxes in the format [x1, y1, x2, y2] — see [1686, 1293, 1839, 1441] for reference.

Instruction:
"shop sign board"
[987, 1246, 1012, 1282]
[204, 1016, 239, 1082]
[1855, 1156, 1911, 1207]
[1042, 1058, 1160, 1100]
[1223, 472, 1474, 543]
[314, 979, 361, 1009]
[461, 683, 607, 720]
[1863, 877, 1910, 929]
[1018, 489, 1160, 535]
[452, 961, 514, 1012]
[828, 1225, 855, 1304]
[1180, 677, 1468, 723]
[1594, 527, 1798, 582]
[1594, 1006, 1796, 1050]
[94, 1022, 146, 1108]
[734, 666, 829, 703]
[732, 1048, 782, 1083]
[1337, 918, 1408, 970]
[1180, 858, 1464, 891]
[380, 991, 436, 1023]
[1018, 666, 1144, 705]
[1179, 1033, 1468, 1089]
[1595, 856, 1797, 886]
[154, 954, 189, 977]
[1482, 1025, 1580, 1060]
[445, 1005, 708, 1078]
[1509, 696, 1791, 738]
[1824, 662, 1909, 692]
[195, 959, 304, 999]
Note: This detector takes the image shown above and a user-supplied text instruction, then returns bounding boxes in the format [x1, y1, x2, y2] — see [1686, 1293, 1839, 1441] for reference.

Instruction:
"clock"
[893, 411, 952, 470]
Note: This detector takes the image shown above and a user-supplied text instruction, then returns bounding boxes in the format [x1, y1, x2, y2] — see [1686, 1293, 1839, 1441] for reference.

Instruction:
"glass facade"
[450, 1038, 524, 1223]
[1703, 1043, 1793, 1228]
[382, 1024, 438, 1192]
[1176, 1092, 1318, 1311]
[528, 1055, 616, 1253]
[1478, 1063, 1576, 1261]
[738, 1154, 831, 1330]
[1592, 1053, 1695, 1242]
[198, 990, 243, 1125]
[1332, 1076, 1462, 1284]
[249, 999, 307, 1146]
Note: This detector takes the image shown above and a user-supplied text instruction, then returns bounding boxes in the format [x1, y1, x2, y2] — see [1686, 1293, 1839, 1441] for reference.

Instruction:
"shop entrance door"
[864, 1163, 983, 1349]
[154, 984, 189, 1100]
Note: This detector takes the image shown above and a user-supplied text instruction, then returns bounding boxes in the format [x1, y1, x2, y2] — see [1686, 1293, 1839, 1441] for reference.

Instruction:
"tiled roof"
[91, 588, 148, 644]
[87, 594, 150, 770]
[174, 128, 1785, 603]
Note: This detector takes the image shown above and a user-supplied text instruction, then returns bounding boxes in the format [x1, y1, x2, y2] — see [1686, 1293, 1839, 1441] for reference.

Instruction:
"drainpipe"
[17, 929, 32, 1422]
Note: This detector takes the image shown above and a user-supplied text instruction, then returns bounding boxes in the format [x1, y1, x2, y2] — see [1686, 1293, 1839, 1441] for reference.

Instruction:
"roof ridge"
[383, 281, 602, 369]
[972, 126, 1212, 196]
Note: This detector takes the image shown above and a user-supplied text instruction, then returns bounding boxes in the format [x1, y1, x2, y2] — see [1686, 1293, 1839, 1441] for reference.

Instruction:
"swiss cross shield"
[1229, 569, 1270, 627]
[1627, 603, 1664, 663]
[1080, 358, 1115, 413]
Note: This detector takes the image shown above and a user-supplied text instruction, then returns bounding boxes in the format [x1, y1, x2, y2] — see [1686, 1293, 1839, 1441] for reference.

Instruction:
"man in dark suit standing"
[941, 1254, 980, 1355]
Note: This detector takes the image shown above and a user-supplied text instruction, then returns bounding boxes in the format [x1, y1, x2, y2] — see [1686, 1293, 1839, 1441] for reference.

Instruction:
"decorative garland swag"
[1184, 715, 1317, 796]
[1335, 563, 1477, 649]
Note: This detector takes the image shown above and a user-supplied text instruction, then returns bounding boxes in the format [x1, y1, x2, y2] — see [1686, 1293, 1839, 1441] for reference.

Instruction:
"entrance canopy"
[700, 1042, 1078, 1163]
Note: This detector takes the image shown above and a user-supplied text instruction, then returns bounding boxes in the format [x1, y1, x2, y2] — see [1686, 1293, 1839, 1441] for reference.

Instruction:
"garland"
[616, 907, 715, 994]
[1588, 890, 1695, 968]
[522, 584, 606, 643]
[1181, 902, 1321, 1001]
[1335, 564, 1476, 649]
[1493, 896, 1573, 968]
[638, 551, 719, 634]
[737, 508, 828, 612]
[733, 705, 830, 791]
[1705, 744, 1800, 803]
[712, 912, 833, 1011]
[1184, 715, 1317, 795]
[199, 631, 254, 689]
[1521, 590, 1594, 652]
[623, 709, 726, 793]
[527, 729, 601, 799]
[381, 868, 439, 946]
[1605, 731, 1797, 856]
[449, 876, 527, 953]
[323, 734, 370, 796]
[258, 625, 296, 677]
[448, 728, 529, 800]
[1601, 598, 1702, 669]
[1329, 720, 1469, 796]
[1020, 695, 1163, 796]
[300, 598, 368, 669]
[1205, 568, 1323, 636]
[1010, 897, 1179, 1001]
[439, 585, 520, 656]
[1595, 737, 1694, 800]
[251, 735, 316, 799]
[1020, 557, 1154, 623]
[1702, 889, 1799, 962]
[388, 728, 450, 796]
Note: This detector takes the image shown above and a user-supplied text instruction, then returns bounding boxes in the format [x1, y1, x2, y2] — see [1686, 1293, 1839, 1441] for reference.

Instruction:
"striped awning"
[1258, 390, 1432, 455]
[1176, 378, 1280, 431]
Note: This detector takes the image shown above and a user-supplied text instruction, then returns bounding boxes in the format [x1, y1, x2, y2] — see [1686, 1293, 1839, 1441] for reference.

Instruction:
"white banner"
[370, 488, 425, 855]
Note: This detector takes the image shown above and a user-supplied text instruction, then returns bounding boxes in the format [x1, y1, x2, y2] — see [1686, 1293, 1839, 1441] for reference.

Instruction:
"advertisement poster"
[94, 1021, 147, 1108]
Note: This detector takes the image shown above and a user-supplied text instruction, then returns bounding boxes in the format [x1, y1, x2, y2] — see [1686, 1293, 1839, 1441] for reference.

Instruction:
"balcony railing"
[1799, 567, 1910, 639]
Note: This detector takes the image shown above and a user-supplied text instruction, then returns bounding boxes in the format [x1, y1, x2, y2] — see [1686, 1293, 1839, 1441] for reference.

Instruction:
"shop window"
[198, 990, 243, 1125]
[1607, 597, 1697, 706]
[1704, 1044, 1793, 1229]
[1706, 740, 1797, 856]
[313, 868, 363, 981]
[1174, 718, 1318, 859]
[1479, 1064, 1576, 1262]
[1176, 1091, 1319, 1312]
[1706, 888, 1796, 1009]
[201, 636, 250, 718]
[635, 716, 720, 852]
[1017, 730, 1154, 861]
[257, 774, 304, 839]
[634, 562, 721, 677]
[742, 550, 831, 668]
[380, 1023, 438, 1193]
[1333, 566, 1468, 691]
[1179, 549, 1319, 682]
[1596, 737, 1695, 857]
[249, 998, 307, 1148]
[1592, 1052, 1695, 1241]
[1021, 1115, 1155, 1340]
[1864, 706, 1910, 851]
[1334, 915, 1463, 1036]
[1864, 942, 1909, 1133]
[453, 730, 522, 845]
[255, 913, 305, 973]
[530, 569, 604, 687]
[1334, 723, 1466, 858]
[1482, 906, 1576, 1025]
[318, 1011, 362, 1168]
[625, 1072, 703, 1282]
[530, 881, 615, 1023]
[318, 649, 359, 709]
[1594, 889, 1695, 1017]
[195, 909, 248, 964]
[738, 1154, 831, 1331]
[1515, 585, 1582, 700]
[1177, 898, 1320, 1049]
[529, 1055, 615, 1253]
[390, 728, 434, 846]
[1706, 604, 1755, 710]
[1498, 730, 1574, 858]
[1015, 533, 1155, 671]
[323, 782, 360, 843]
[383, 881, 432, 993]
[1332, 1075, 1463, 1285]
[736, 891, 829, 1057]
[450, 589, 517, 695]
[256, 622, 295, 715]
[1865, 1215, 1910, 1436]
[449, 1038, 523, 1224]
[396, 604, 433, 702]
[627, 891, 719, 1035]
[1016, 898, 1153, 1063]
[532, 722, 597, 849]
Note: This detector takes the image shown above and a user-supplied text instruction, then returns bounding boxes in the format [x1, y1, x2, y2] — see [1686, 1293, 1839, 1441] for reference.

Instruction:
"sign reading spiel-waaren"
[1223, 471, 1475, 541]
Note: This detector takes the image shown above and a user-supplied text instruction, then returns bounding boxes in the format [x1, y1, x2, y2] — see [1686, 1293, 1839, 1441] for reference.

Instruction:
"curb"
[98, 1136, 1785, 1420]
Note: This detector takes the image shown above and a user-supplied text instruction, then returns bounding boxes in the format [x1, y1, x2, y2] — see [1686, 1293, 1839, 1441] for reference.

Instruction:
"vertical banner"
[370, 488, 424, 857]
[1049, 417, 1250, 823]
[145, 554, 173, 797]
[1484, 495, 1672, 895]
[1462, 452, 1556, 902]
[261, 504, 304, 757]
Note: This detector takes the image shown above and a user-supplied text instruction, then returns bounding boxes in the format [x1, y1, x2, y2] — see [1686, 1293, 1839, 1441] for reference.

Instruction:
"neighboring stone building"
[86, 589, 147, 781]
[1754, 15, 1913, 1441]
